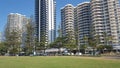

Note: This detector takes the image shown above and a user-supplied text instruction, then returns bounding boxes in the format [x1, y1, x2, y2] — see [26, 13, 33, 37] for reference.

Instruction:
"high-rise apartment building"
[61, 3, 91, 46]
[6, 13, 28, 33]
[61, 0, 120, 47]
[61, 4, 75, 37]
[6, 13, 28, 43]
[35, 0, 56, 45]
[75, 2, 91, 45]
[90, 0, 120, 46]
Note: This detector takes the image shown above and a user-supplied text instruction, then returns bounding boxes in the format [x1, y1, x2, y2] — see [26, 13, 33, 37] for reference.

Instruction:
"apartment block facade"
[6, 13, 28, 33]
[6, 13, 28, 45]
[91, 0, 120, 46]
[61, 4, 75, 37]
[61, 0, 120, 47]
[75, 2, 91, 45]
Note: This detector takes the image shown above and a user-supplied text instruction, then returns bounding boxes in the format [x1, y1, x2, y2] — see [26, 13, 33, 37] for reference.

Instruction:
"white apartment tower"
[90, 0, 120, 46]
[7, 13, 28, 32]
[61, 4, 75, 38]
[61, 0, 120, 48]
[75, 2, 91, 45]
[6, 13, 28, 43]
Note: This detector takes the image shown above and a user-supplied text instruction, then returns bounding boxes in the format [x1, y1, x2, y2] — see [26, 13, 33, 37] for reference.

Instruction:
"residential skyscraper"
[61, 0, 120, 48]
[6, 13, 28, 32]
[61, 4, 75, 38]
[6, 13, 28, 44]
[61, 3, 91, 46]
[90, 0, 120, 46]
[35, 0, 56, 45]
[75, 2, 91, 45]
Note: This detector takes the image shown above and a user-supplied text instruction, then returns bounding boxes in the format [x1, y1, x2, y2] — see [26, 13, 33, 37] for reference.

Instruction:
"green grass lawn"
[0, 56, 120, 68]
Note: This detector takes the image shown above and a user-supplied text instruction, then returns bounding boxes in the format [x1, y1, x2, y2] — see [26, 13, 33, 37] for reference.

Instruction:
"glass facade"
[35, 0, 56, 44]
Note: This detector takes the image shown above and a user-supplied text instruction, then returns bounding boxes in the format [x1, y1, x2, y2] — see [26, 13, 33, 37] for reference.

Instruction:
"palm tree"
[97, 45, 104, 54]
[107, 35, 113, 46]
[83, 35, 89, 54]
[88, 34, 100, 56]
[103, 32, 113, 54]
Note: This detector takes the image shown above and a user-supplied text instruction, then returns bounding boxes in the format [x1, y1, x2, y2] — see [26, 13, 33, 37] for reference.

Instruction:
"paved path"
[102, 56, 120, 59]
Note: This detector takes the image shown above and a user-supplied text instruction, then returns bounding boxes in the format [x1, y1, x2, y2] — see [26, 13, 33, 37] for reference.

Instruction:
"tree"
[0, 42, 8, 55]
[107, 36, 113, 46]
[37, 32, 47, 54]
[103, 32, 113, 46]
[81, 36, 89, 54]
[97, 45, 105, 54]
[88, 37, 95, 55]
[102, 32, 113, 53]
[24, 19, 35, 55]
[35, 41, 43, 50]
[5, 29, 21, 56]
[64, 31, 76, 55]
[88, 34, 100, 56]
[80, 44, 87, 54]
[74, 30, 79, 49]
[49, 36, 65, 48]
[103, 32, 108, 46]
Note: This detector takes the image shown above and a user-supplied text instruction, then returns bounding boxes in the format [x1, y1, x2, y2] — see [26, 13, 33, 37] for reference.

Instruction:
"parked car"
[75, 52, 82, 56]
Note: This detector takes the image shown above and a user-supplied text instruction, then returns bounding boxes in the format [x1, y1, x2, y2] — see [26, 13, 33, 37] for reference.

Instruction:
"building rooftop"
[61, 4, 74, 9]
[76, 1, 90, 7]
[9, 13, 26, 17]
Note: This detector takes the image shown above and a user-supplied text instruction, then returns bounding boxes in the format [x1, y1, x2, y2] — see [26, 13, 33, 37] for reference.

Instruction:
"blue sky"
[0, 0, 94, 32]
